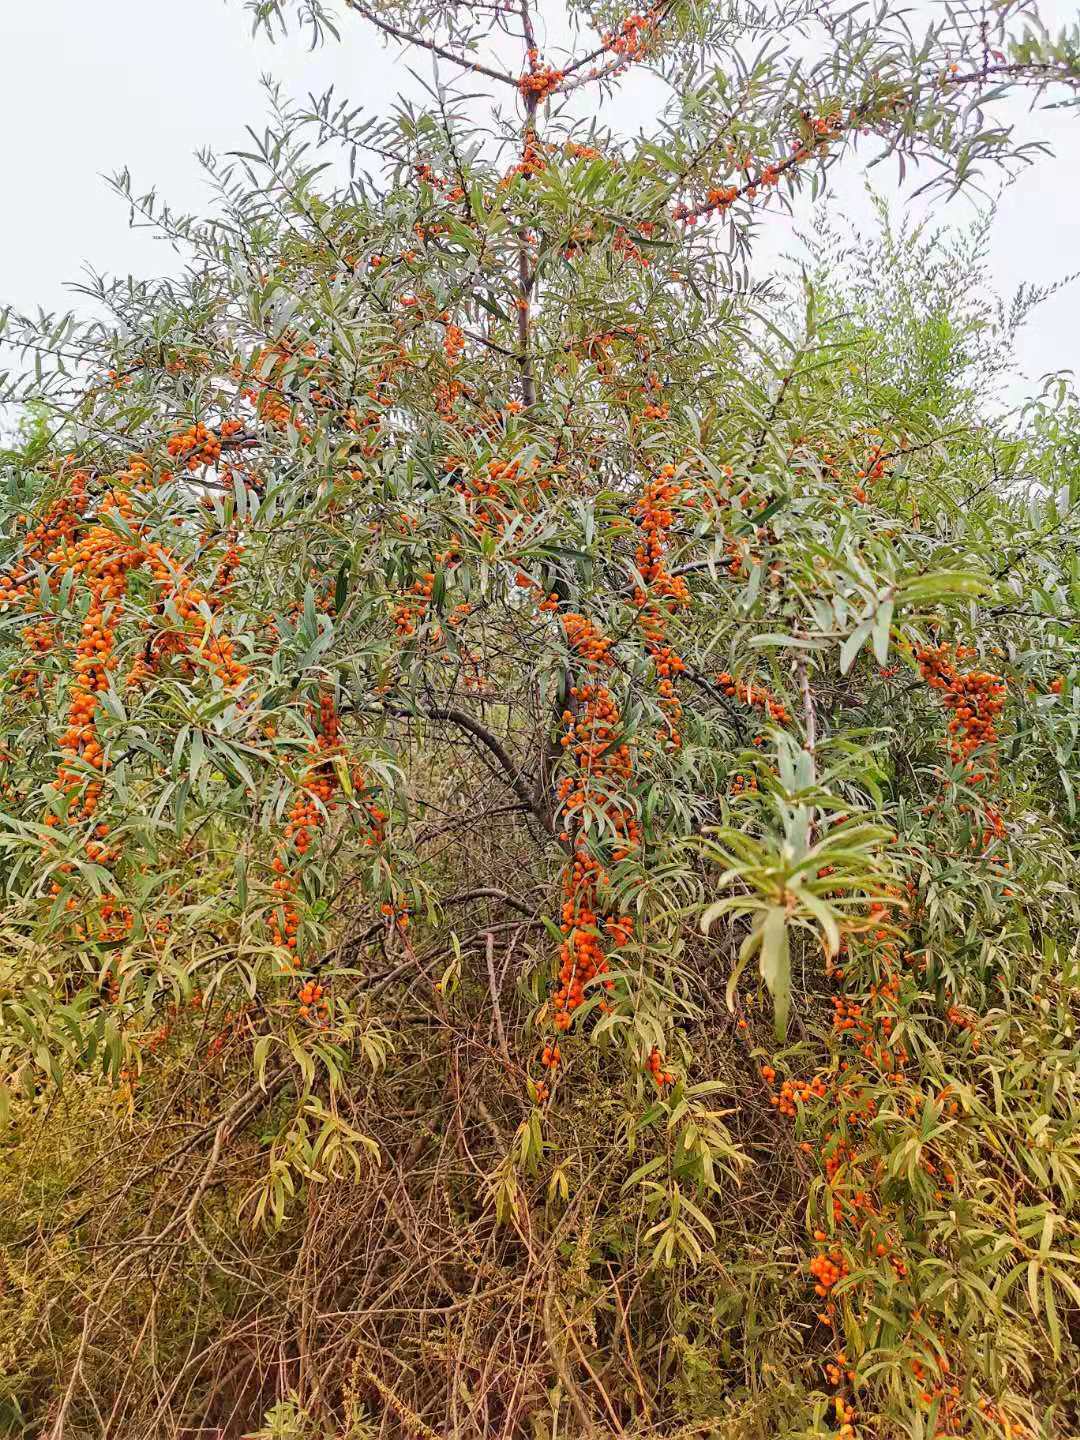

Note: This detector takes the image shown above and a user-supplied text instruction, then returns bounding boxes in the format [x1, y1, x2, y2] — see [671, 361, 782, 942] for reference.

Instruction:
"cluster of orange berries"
[612, 226, 652, 269]
[4, 466, 254, 866]
[601, 9, 661, 59]
[561, 221, 597, 260]
[452, 455, 543, 537]
[703, 185, 738, 213]
[443, 322, 464, 363]
[0, 470, 88, 612]
[673, 112, 848, 225]
[824, 1356, 855, 1389]
[557, 679, 622, 759]
[674, 182, 743, 224]
[239, 342, 318, 437]
[811, 935, 932, 1303]
[271, 695, 347, 959]
[45, 488, 160, 819]
[22, 620, 54, 654]
[11, 645, 47, 705]
[743, 162, 783, 198]
[57, 601, 115, 802]
[547, 616, 640, 1052]
[831, 958, 909, 1073]
[142, 1021, 171, 1054]
[813, 438, 892, 503]
[752, 884, 990, 1424]
[500, 127, 550, 185]
[390, 548, 464, 645]
[271, 868, 301, 953]
[916, 643, 1007, 773]
[753, 896, 913, 1322]
[973, 1396, 1023, 1437]
[4, 462, 249, 932]
[808, 1246, 849, 1297]
[806, 110, 843, 139]
[163, 351, 211, 376]
[564, 140, 602, 161]
[412, 162, 445, 190]
[297, 979, 328, 1025]
[830, 995, 864, 1034]
[0, 570, 31, 613]
[716, 672, 791, 725]
[763, 1068, 828, 1117]
[605, 915, 633, 946]
[412, 161, 464, 204]
[359, 345, 410, 416]
[285, 763, 337, 859]
[92, 895, 134, 943]
[646, 1045, 675, 1087]
[631, 466, 691, 742]
[25, 467, 90, 550]
[434, 376, 464, 421]
[267, 405, 310, 443]
[82, 826, 117, 871]
[213, 532, 244, 597]
[583, 323, 650, 358]
[392, 571, 435, 639]
[720, 536, 750, 578]
[557, 684, 636, 837]
[561, 613, 613, 667]
[900, 1348, 995, 1434]
[165, 418, 243, 470]
[553, 850, 618, 1031]
[519, 51, 564, 100]
[144, 554, 249, 689]
[945, 1005, 980, 1048]
[75, 507, 250, 692]
[830, 1392, 857, 1440]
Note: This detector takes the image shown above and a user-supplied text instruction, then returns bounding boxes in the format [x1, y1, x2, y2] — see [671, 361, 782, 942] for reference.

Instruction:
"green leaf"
[760, 905, 790, 1040]
[872, 598, 894, 665]
[840, 620, 872, 675]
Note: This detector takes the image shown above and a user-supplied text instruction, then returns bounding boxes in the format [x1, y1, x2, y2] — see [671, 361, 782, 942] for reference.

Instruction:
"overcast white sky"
[2, 0, 1077, 396]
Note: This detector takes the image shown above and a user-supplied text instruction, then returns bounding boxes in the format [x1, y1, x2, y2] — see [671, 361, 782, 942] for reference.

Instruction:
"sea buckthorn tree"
[1, 0, 1079, 1436]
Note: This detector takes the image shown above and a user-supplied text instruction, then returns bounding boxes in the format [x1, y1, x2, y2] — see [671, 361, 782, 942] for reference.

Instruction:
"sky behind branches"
[3, 0, 1078, 401]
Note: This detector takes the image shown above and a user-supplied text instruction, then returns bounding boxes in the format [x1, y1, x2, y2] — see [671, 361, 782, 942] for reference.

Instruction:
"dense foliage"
[1, 1, 1079, 1436]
